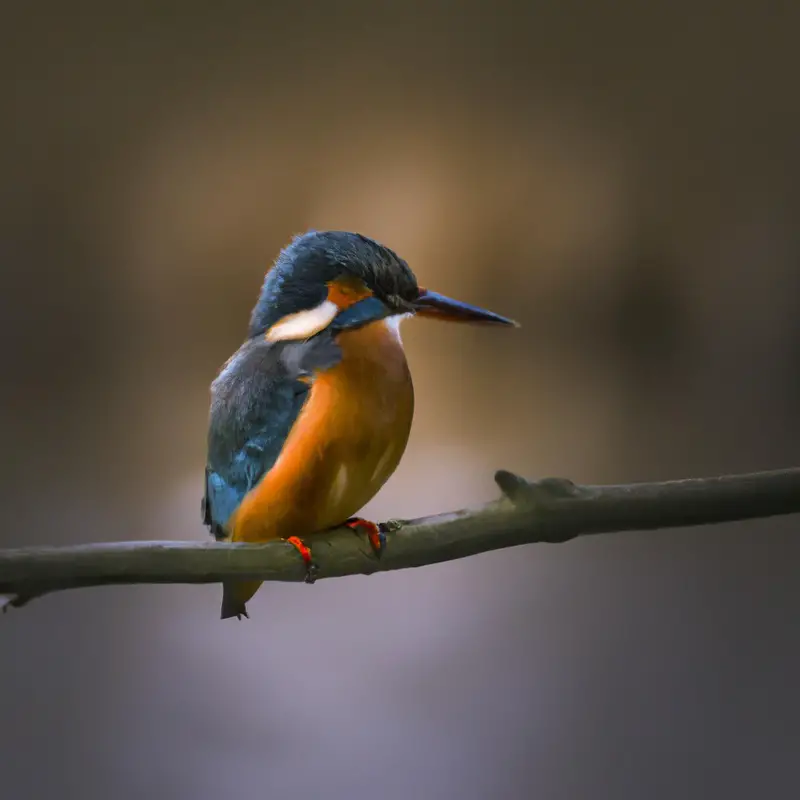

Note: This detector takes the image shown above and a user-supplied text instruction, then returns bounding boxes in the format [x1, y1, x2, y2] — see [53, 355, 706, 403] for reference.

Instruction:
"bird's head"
[248, 230, 517, 342]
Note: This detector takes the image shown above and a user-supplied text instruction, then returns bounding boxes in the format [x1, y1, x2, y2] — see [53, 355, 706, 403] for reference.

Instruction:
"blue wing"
[202, 332, 343, 539]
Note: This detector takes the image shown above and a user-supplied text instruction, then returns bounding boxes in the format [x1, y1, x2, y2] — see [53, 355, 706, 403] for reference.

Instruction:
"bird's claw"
[346, 517, 387, 558]
[285, 535, 318, 584]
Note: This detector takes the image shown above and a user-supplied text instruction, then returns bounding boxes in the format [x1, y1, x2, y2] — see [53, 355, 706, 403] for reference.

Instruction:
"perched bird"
[203, 231, 516, 619]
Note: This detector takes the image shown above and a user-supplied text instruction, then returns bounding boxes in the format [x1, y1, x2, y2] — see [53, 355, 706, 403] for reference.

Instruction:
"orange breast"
[229, 319, 414, 543]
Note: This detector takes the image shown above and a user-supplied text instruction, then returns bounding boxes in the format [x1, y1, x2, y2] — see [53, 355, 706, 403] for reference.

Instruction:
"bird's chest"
[310, 320, 414, 522]
[326, 321, 413, 443]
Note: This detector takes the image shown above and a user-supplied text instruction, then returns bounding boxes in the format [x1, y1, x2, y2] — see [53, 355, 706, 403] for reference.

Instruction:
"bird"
[202, 230, 517, 619]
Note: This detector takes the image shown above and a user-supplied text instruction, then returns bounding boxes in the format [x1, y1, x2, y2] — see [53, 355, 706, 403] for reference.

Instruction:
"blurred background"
[2, 2, 799, 798]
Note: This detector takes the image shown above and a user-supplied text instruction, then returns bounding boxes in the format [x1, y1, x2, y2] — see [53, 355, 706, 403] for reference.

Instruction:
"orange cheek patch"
[326, 277, 373, 310]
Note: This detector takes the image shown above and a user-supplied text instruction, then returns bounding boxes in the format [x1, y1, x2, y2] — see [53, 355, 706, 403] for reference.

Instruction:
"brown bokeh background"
[2, 3, 800, 799]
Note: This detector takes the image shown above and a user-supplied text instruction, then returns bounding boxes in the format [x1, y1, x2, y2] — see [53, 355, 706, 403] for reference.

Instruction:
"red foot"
[285, 536, 318, 584]
[346, 517, 387, 558]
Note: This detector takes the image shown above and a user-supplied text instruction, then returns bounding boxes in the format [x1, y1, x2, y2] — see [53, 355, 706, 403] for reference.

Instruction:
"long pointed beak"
[412, 289, 518, 327]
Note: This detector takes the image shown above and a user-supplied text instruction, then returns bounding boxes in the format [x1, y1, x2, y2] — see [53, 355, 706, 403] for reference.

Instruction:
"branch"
[2, 468, 799, 612]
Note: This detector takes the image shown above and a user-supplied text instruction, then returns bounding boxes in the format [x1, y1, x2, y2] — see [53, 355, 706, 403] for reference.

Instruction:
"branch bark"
[2, 468, 799, 612]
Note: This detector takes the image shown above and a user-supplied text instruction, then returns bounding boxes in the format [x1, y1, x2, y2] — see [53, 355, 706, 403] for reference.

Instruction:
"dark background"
[2, 3, 799, 798]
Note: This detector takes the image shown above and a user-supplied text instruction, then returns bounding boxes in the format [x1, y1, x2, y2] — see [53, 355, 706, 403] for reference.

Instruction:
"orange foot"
[346, 517, 387, 558]
[285, 535, 318, 584]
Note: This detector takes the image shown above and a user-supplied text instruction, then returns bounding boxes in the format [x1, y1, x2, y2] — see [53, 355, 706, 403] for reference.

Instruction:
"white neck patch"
[266, 299, 339, 342]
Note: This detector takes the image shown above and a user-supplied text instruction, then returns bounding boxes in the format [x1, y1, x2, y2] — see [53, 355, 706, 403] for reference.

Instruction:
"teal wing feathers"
[202, 333, 342, 539]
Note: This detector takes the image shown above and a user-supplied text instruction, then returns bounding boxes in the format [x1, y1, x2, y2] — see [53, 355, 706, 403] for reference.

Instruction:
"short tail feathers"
[221, 579, 263, 620]
[221, 586, 249, 620]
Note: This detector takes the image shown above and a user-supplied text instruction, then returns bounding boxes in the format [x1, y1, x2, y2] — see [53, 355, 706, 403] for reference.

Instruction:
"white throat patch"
[384, 313, 411, 345]
[266, 299, 339, 342]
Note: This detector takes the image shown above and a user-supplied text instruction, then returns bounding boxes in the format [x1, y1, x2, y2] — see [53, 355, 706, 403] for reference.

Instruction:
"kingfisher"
[203, 230, 516, 619]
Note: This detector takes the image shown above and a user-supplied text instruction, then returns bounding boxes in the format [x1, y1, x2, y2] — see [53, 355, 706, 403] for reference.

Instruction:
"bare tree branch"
[2, 468, 799, 612]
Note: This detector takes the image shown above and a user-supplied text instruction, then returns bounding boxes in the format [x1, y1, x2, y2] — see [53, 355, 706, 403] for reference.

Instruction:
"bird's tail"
[220, 580, 262, 620]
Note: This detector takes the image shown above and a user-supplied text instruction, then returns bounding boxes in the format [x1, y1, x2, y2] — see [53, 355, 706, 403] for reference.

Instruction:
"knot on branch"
[494, 470, 581, 505]
[494, 470, 586, 543]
